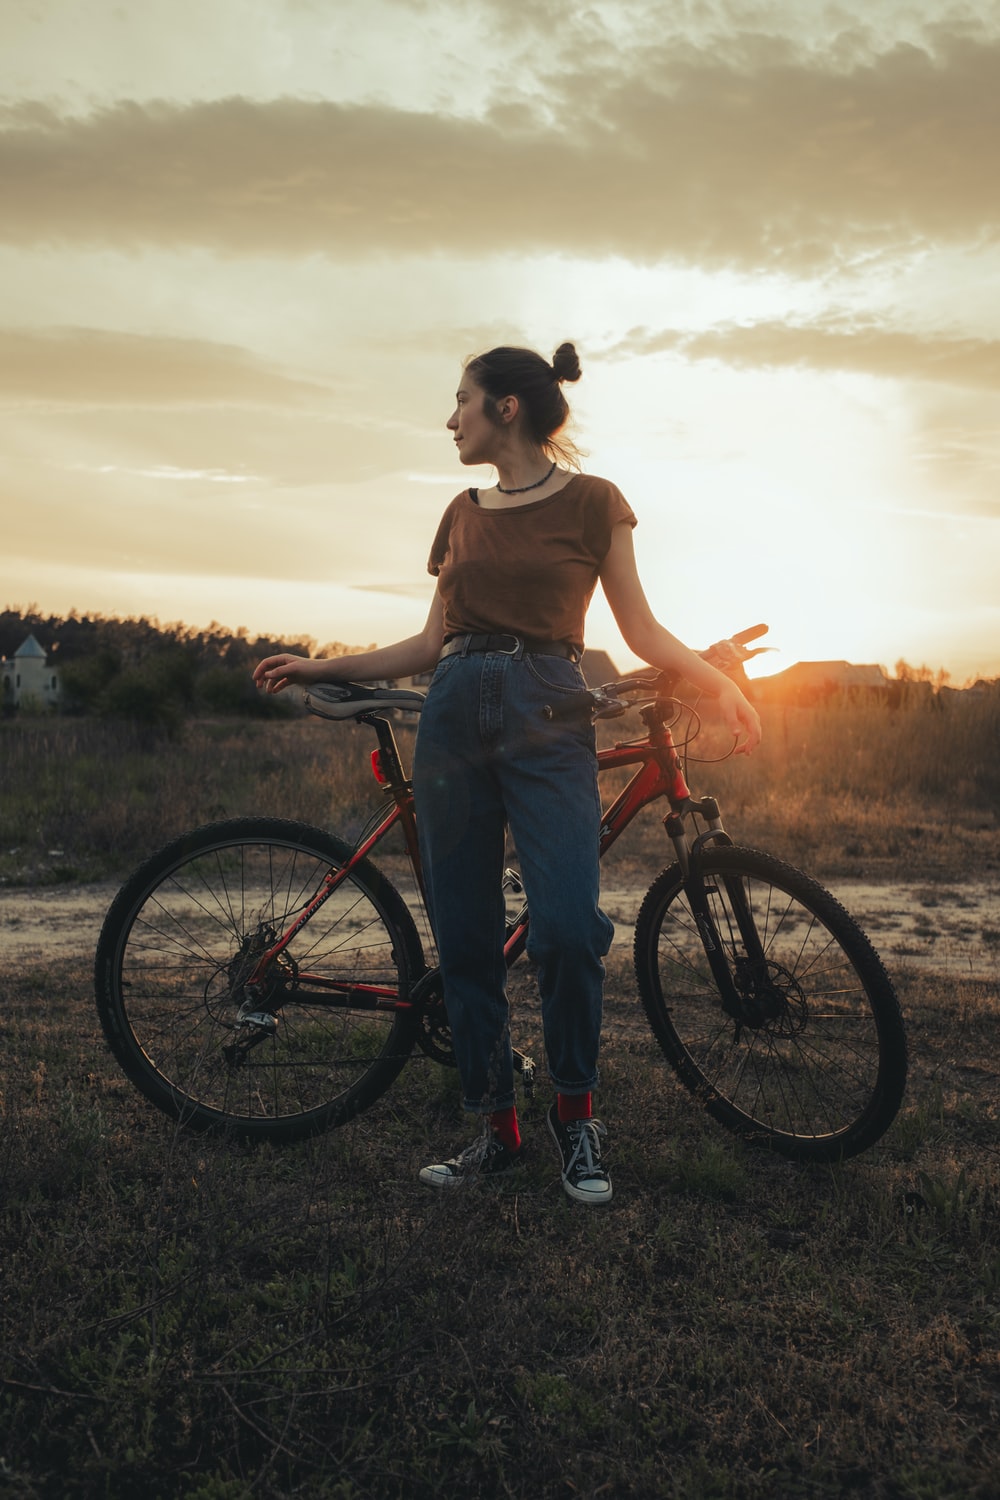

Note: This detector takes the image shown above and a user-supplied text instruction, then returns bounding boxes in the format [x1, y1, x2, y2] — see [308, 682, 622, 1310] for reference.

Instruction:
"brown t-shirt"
[427, 474, 637, 651]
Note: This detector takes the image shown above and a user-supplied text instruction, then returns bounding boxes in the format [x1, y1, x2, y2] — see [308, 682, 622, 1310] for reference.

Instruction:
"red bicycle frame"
[247, 696, 718, 1006]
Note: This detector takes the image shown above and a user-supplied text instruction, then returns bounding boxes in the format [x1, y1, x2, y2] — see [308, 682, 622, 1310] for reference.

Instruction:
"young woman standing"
[254, 342, 760, 1204]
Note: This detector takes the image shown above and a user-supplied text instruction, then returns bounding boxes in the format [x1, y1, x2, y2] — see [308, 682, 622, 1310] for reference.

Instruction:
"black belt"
[440, 633, 580, 662]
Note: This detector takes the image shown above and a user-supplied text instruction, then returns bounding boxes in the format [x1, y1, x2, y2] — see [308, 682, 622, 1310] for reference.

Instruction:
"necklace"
[496, 461, 556, 495]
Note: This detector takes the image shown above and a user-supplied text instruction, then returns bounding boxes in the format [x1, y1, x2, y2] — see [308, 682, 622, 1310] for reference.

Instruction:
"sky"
[2, 0, 1000, 682]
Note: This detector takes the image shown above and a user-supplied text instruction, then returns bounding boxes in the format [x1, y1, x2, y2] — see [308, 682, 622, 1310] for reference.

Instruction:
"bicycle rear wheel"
[95, 817, 424, 1142]
[633, 845, 907, 1162]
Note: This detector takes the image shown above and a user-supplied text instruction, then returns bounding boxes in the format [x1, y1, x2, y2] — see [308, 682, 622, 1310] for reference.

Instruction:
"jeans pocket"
[428, 653, 463, 687]
[524, 655, 587, 696]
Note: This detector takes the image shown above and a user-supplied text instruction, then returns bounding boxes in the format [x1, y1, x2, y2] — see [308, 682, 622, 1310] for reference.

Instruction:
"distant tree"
[0, 606, 378, 718]
[97, 667, 183, 733]
[196, 666, 296, 717]
[59, 648, 122, 714]
[317, 641, 377, 659]
[894, 660, 951, 690]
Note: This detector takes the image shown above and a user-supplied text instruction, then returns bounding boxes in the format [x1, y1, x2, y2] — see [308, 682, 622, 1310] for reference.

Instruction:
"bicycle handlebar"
[304, 625, 772, 726]
[543, 624, 771, 722]
[607, 622, 769, 695]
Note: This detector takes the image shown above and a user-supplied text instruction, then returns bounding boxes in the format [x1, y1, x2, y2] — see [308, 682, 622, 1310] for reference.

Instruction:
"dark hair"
[465, 341, 583, 466]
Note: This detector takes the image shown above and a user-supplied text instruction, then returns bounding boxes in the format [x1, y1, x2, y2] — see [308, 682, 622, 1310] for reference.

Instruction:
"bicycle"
[94, 625, 907, 1162]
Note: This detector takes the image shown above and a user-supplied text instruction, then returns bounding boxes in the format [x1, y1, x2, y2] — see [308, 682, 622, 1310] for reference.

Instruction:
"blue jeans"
[412, 645, 614, 1114]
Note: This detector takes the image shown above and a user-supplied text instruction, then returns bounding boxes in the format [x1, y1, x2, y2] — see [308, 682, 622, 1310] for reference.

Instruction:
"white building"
[1, 634, 61, 711]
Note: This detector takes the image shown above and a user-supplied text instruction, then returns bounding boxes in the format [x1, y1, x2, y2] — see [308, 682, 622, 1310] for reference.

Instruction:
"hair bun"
[551, 342, 582, 384]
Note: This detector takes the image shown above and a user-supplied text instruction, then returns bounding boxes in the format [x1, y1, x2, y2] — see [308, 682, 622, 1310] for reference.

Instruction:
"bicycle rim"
[634, 845, 907, 1161]
[95, 818, 424, 1142]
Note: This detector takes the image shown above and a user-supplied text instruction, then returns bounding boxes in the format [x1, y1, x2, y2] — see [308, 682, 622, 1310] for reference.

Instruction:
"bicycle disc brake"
[218, 925, 297, 1070]
[732, 957, 808, 1035]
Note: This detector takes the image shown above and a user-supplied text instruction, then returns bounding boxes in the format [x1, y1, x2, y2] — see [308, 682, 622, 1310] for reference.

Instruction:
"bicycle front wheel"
[633, 845, 907, 1162]
[95, 817, 425, 1142]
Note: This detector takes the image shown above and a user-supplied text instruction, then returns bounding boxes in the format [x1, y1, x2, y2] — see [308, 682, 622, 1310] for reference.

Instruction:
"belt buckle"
[495, 634, 521, 655]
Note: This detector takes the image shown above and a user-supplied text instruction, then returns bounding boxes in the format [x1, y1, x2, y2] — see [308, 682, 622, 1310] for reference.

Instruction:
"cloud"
[604, 317, 1000, 392]
[1, 24, 998, 272]
[0, 449, 423, 585]
[905, 383, 1000, 519]
[73, 463, 259, 483]
[0, 326, 331, 406]
[349, 580, 433, 597]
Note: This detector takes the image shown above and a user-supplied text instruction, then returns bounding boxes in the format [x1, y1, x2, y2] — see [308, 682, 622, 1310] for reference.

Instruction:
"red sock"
[489, 1106, 521, 1151]
[557, 1092, 593, 1124]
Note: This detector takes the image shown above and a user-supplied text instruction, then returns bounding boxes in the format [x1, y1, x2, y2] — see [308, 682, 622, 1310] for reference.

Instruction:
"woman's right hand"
[253, 592, 445, 695]
[253, 654, 328, 694]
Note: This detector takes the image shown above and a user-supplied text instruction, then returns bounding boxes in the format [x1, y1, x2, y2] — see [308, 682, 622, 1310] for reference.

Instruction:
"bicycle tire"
[633, 845, 907, 1162]
[95, 817, 425, 1143]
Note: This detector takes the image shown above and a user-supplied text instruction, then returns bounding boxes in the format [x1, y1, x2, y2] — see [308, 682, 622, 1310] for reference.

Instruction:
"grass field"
[1, 695, 998, 1496]
[1, 687, 998, 888]
[1, 952, 998, 1499]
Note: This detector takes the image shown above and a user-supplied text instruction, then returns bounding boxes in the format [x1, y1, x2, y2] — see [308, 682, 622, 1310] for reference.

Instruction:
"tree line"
[1, 607, 372, 727]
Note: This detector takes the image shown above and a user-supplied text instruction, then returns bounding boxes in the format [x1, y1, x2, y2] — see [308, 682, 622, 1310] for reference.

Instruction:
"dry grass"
[1, 953, 998, 1498]
[0, 716, 381, 885]
[1, 694, 998, 1495]
[681, 692, 1000, 884]
[2, 690, 998, 889]
[599, 690, 999, 884]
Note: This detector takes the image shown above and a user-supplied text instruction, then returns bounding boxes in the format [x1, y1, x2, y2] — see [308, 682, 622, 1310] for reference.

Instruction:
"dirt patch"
[601, 875, 1000, 981]
[0, 881, 120, 963]
[825, 878, 1000, 978]
[2, 874, 997, 978]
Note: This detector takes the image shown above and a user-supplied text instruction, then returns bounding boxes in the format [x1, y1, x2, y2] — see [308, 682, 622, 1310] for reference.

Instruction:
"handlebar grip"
[542, 689, 627, 722]
[732, 623, 769, 647]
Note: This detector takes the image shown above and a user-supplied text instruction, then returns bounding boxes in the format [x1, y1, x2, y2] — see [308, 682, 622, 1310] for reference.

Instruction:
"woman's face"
[447, 374, 501, 467]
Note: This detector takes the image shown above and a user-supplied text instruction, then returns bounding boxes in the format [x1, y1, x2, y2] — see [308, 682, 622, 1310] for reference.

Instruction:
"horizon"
[1, 601, 988, 687]
[2, 1, 999, 686]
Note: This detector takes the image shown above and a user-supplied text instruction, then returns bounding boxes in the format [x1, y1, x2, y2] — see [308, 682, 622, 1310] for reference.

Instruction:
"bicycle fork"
[665, 797, 772, 1032]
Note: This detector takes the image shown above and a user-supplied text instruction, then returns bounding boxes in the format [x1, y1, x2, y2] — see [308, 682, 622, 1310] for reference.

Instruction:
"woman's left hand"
[717, 680, 762, 755]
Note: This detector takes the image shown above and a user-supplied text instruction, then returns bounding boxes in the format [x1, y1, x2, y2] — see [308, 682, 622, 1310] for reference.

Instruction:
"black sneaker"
[547, 1102, 613, 1204]
[419, 1131, 524, 1189]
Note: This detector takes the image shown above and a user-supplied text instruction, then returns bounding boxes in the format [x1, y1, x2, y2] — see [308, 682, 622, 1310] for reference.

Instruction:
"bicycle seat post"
[364, 712, 412, 799]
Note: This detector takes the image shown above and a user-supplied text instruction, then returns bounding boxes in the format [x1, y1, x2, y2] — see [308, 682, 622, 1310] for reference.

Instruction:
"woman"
[254, 342, 760, 1204]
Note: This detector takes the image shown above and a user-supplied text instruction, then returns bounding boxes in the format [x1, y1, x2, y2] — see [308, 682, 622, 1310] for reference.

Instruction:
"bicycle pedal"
[513, 1049, 536, 1099]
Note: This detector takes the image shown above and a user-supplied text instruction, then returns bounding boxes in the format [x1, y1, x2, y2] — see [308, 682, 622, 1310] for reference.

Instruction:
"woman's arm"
[599, 522, 762, 754]
[253, 590, 446, 695]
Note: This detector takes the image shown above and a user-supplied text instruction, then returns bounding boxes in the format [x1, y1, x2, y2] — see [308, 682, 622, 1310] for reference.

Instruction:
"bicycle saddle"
[304, 681, 426, 720]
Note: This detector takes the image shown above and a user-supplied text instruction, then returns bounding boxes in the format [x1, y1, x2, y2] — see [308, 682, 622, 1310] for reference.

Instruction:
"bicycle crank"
[410, 968, 537, 1097]
[410, 969, 457, 1066]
